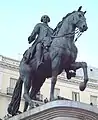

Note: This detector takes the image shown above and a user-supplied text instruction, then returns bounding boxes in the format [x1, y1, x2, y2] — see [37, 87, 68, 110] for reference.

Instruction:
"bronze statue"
[8, 6, 88, 116]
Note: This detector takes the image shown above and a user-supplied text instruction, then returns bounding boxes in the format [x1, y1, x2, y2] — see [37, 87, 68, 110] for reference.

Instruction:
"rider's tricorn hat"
[41, 15, 50, 22]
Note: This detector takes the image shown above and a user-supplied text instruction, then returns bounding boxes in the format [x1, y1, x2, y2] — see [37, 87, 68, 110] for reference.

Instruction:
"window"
[7, 78, 17, 95]
[90, 95, 97, 106]
[72, 92, 80, 101]
[10, 78, 17, 88]
[54, 88, 60, 99]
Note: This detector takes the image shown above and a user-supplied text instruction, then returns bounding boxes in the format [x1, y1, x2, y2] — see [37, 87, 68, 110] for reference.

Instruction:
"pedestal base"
[8, 100, 98, 120]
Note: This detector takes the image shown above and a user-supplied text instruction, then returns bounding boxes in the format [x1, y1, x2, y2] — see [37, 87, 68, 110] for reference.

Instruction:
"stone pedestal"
[8, 100, 98, 120]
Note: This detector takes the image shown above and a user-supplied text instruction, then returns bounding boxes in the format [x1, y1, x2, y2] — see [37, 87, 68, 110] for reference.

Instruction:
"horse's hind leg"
[29, 78, 46, 108]
[23, 75, 46, 111]
[29, 87, 39, 109]
[23, 87, 35, 112]
[50, 57, 60, 101]
[70, 62, 88, 91]
[24, 87, 43, 111]
[23, 76, 34, 109]
[50, 75, 57, 101]
[23, 102, 28, 112]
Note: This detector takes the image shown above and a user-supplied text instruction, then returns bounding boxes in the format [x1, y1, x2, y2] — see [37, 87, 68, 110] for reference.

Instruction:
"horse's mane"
[62, 11, 76, 20]
[53, 11, 76, 34]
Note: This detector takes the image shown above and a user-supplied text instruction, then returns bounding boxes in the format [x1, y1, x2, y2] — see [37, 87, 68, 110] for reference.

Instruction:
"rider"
[25, 15, 53, 69]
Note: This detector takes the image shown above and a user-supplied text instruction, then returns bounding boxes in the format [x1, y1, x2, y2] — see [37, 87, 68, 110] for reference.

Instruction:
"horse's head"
[70, 6, 88, 32]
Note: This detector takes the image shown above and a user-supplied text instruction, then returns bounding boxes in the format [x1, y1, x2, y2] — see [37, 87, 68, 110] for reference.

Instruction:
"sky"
[0, 0, 98, 67]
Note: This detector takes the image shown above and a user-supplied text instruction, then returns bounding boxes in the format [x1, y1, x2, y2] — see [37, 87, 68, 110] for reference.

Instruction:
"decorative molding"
[0, 55, 19, 71]
[0, 61, 19, 72]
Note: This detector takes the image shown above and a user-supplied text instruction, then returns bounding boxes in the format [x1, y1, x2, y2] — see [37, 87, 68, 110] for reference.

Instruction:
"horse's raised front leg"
[70, 62, 88, 91]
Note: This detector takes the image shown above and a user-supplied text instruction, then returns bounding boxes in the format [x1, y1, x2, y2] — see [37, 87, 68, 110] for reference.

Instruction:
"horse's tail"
[7, 77, 23, 116]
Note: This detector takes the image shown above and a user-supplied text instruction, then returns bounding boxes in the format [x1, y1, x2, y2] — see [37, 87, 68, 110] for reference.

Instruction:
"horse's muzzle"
[81, 25, 88, 32]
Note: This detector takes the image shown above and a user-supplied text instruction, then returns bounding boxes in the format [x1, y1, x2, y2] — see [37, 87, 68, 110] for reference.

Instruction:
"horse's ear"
[78, 6, 82, 11]
[84, 11, 86, 14]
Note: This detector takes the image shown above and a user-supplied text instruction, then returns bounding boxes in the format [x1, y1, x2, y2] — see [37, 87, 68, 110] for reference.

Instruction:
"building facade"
[0, 55, 98, 119]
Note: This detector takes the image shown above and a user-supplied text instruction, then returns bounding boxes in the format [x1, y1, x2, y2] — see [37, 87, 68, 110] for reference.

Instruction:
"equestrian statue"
[7, 6, 88, 116]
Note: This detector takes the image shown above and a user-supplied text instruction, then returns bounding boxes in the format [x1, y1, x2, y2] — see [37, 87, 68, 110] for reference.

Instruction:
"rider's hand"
[28, 36, 32, 44]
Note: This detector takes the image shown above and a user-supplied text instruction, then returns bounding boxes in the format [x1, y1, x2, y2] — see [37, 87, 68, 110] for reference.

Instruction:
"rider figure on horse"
[24, 15, 53, 69]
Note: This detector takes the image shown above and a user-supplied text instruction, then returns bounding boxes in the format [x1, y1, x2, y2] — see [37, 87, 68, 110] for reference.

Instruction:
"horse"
[7, 6, 88, 116]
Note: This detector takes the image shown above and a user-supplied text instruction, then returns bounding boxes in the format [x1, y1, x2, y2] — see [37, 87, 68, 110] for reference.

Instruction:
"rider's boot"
[36, 49, 44, 70]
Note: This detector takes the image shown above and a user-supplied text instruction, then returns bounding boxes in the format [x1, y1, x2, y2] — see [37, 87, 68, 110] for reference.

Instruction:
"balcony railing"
[7, 87, 43, 102]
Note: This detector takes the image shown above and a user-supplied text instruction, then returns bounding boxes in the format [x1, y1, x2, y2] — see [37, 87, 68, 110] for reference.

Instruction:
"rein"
[50, 29, 82, 42]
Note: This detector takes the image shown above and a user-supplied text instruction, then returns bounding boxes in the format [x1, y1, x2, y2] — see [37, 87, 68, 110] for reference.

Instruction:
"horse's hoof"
[17, 111, 22, 114]
[29, 105, 34, 110]
[50, 97, 55, 101]
[79, 82, 86, 91]
[29, 101, 34, 109]
[67, 73, 71, 79]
